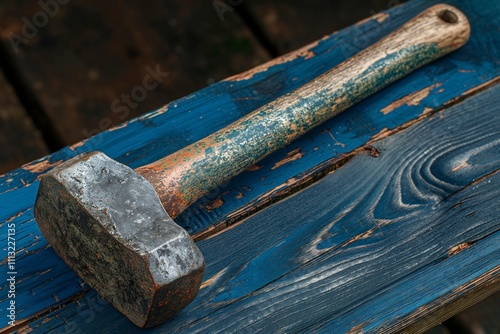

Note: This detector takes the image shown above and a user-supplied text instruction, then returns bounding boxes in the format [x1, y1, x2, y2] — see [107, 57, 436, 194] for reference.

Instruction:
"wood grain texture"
[0, 0, 269, 145]
[136, 4, 470, 218]
[19, 78, 500, 333]
[0, 69, 48, 174]
[0, 0, 499, 330]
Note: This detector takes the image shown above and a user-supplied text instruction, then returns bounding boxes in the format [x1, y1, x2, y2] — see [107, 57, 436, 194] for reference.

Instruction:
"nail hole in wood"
[437, 9, 458, 24]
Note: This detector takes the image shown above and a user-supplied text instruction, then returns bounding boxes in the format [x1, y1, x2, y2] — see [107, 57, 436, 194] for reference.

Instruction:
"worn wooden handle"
[136, 4, 470, 218]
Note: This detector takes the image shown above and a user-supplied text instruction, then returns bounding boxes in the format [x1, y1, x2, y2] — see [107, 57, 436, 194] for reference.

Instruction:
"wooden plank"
[19, 79, 500, 333]
[0, 0, 269, 145]
[0, 69, 48, 174]
[0, 0, 498, 329]
[243, 0, 398, 54]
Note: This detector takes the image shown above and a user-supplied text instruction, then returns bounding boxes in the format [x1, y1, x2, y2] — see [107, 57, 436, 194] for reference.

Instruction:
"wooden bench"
[1, 0, 499, 332]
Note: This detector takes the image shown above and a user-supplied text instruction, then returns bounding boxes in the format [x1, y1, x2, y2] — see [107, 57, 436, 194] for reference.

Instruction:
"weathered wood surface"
[0, 0, 269, 145]
[20, 78, 500, 334]
[0, 0, 499, 331]
[0, 69, 48, 174]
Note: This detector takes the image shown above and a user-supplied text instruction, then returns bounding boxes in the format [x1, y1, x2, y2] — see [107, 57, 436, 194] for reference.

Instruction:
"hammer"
[34, 5, 469, 328]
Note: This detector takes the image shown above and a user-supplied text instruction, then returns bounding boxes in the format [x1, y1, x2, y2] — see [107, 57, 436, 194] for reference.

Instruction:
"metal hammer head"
[34, 152, 205, 328]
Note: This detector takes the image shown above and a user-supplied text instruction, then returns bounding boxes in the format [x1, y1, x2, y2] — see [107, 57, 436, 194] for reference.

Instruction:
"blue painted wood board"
[20, 77, 500, 334]
[1, 0, 499, 331]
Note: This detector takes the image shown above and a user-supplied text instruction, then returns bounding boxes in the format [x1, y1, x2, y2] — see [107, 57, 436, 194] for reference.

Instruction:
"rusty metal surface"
[34, 151, 205, 327]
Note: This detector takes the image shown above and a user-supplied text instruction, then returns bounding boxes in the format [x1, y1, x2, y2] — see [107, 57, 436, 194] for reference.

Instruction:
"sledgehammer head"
[34, 151, 205, 328]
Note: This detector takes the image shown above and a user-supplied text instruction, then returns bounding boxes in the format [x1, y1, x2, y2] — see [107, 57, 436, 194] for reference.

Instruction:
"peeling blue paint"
[0, 0, 499, 328]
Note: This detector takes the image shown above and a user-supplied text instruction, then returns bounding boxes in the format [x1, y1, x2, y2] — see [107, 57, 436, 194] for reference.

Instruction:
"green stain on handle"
[161, 42, 444, 213]
[135, 21, 463, 219]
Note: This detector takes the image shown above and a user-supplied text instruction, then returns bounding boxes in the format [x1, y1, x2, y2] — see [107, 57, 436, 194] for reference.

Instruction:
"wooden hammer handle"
[136, 4, 470, 218]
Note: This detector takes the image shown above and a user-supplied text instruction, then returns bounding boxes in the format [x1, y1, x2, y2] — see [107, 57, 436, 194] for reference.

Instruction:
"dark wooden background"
[0, 1, 497, 332]
[0, 0, 399, 173]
